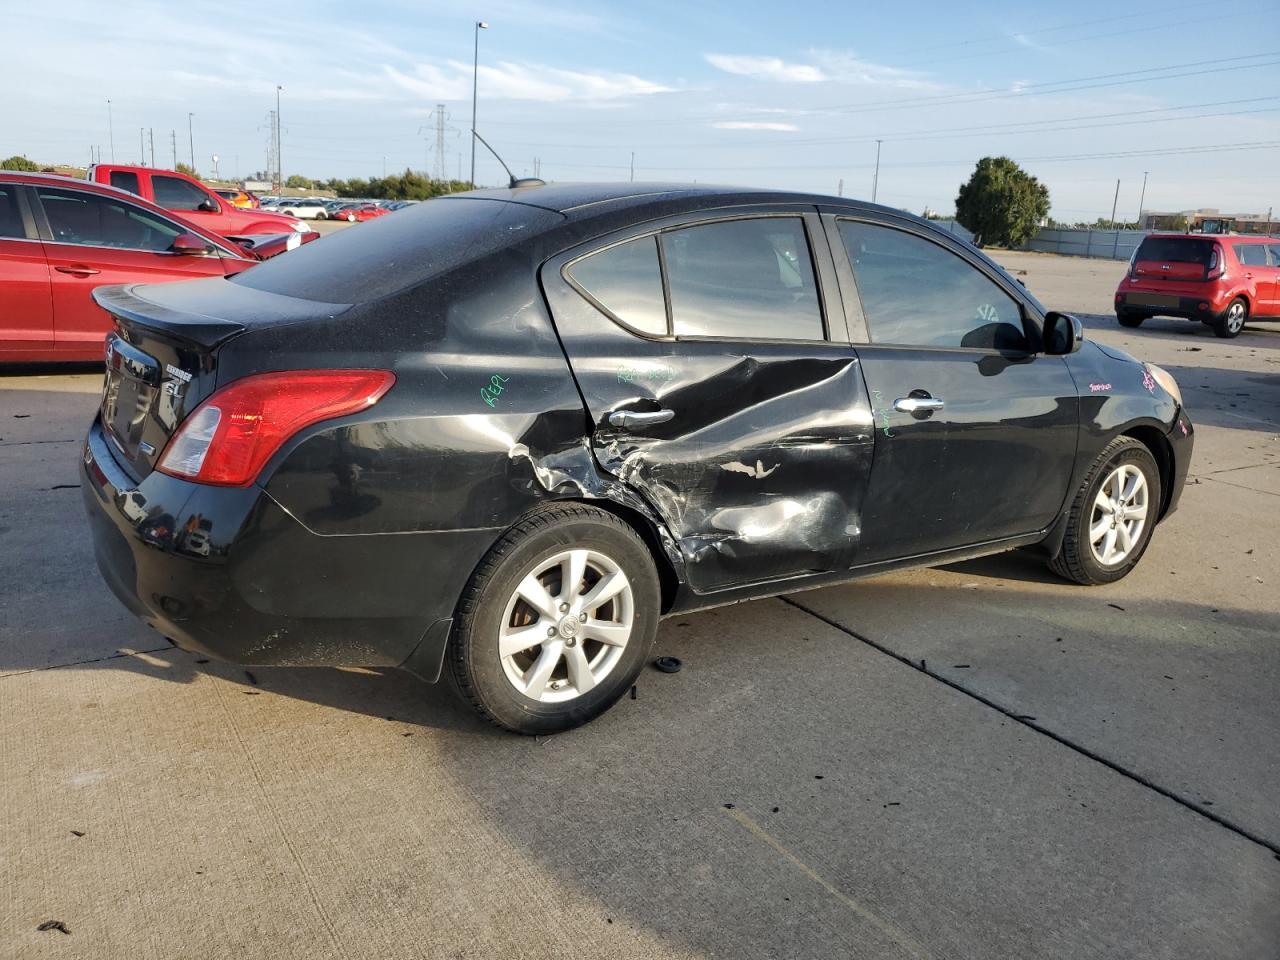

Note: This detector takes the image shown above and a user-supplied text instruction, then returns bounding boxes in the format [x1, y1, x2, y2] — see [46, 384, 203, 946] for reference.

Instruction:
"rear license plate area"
[1130, 294, 1180, 309]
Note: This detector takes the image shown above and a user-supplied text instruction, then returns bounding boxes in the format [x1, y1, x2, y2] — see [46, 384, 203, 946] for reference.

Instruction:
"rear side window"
[839, 220, 1027, 351]
[109, 171, 141, 195]
[567, 236, 667, 336]
[1234, 244, 1267, 267]
[152, 174, 211, 211]
[1135, 237, 1214, 265]
[0, 187, 25, 238]
[37, 186, 184, 252]
[661, 217, 824, 340]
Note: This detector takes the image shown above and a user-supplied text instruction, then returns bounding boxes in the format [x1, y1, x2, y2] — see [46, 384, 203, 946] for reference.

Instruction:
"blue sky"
[4, 0, 1278, 220]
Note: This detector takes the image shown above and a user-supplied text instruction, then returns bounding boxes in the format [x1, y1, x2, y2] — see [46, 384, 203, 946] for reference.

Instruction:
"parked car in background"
[1115, 234, 1280, 338]
[213, 188, 259, 209]
[80, 183, 1192, 734]
[0, 172, 277, 362]
[87, 165, 313, 241]
[336, 202, 390, 222]
[274, 197, 331, 220]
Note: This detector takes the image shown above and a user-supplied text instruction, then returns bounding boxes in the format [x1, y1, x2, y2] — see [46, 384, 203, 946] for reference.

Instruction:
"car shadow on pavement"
[1159, 364, 1280, 435]
[1076, 312, 1280, 350]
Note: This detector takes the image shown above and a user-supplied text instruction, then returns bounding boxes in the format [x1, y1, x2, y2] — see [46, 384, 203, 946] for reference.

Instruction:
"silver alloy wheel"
[1089, 463, 1149, 566]
[1226, 301, 1246, 334]
[498, 548, 634, 703]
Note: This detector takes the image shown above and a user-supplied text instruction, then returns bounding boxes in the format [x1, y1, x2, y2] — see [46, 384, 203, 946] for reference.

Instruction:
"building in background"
[1139, 208, 1276, 235]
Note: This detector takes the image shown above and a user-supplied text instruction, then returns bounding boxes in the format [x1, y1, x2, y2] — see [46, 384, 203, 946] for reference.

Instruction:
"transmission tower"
[422, 105, 458, 182]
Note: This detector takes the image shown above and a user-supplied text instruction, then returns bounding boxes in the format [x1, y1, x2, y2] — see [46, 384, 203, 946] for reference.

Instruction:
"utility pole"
[267, 110, 279, 190]
[276, 85, 283, 189]
[139, 128, 144, 165]
[107, 100, 114, 162]
[1136, 171, 1149, 228]
[188, 112, 195, 175]
[837, 178, 843, 197]
[872, 139, 882, 202]
[630, 151, 635, 182]
[470, 21, 489, 187]
[170, 129, 177, 169]
[1109, 178, 1120, 227]
[148, 128, 155, 167]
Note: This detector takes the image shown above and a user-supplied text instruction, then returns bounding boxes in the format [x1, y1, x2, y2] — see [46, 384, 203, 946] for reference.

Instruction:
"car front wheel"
[447, 504, 661, 734]
[1048, 436, 1162, 585]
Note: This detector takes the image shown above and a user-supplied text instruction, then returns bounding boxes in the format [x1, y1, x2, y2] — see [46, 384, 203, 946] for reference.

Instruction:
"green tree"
[954, 157, 1050, 248]
[175, 162, 197, 177]
[285, 174, 313, 189]
[1, 155, 40, 171]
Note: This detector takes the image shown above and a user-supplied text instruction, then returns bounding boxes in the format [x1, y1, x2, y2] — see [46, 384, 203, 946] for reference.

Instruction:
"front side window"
[37, 187, 185, 252]
[1234, 244, 1267, 267]
[0, 187, 25, 238]
[567, 235, 667, 336]
[839, 220, 1027, 351]
[152, 174, 212, 211]
[109, 171, 141, 195]
[661, 217, 824, 340]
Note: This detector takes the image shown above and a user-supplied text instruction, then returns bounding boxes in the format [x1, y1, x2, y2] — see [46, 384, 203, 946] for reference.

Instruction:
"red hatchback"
[0, 173, 263, 362]
[1115, 233, 1280, 338]
[338, 203, 390, 223]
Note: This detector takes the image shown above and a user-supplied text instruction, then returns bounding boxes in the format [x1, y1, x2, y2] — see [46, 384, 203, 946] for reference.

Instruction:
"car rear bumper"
[80, 418, 486, 681]
[1115, 289, 1231, 320]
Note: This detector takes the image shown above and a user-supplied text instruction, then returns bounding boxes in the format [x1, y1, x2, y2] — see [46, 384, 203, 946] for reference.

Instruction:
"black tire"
[315, 211, 327, 220]
[1116, 310, 1145, 328]
[1212, 297, 1247, 338]
[1048, 436, 1162, 586]
[447, 504, 661, 734]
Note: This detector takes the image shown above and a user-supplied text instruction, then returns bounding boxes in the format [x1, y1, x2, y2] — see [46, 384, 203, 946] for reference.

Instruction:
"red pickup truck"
[87, 165, 313, 241]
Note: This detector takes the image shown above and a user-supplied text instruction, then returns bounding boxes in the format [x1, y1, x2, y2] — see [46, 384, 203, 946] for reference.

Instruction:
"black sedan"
[81, 183, 1192, 734]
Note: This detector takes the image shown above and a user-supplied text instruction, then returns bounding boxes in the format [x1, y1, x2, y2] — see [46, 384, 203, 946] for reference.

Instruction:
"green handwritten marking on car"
[617, 364, 675, 385]
[871, 389, 894, 438]
[481, 374, 510, 407]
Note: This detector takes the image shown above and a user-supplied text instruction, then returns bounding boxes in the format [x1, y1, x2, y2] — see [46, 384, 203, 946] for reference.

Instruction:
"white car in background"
[274, 198, 331, 219]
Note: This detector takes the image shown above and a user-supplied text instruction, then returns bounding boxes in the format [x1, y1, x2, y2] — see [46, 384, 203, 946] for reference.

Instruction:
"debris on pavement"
[36, 920, 70, 935]
[653, 656, 682, 673]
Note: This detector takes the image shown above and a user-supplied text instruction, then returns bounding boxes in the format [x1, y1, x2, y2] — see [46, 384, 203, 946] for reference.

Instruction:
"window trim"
[561, 210, 835, 345]
[829, 212, 1041, 355]
[28, 185, 245, 260]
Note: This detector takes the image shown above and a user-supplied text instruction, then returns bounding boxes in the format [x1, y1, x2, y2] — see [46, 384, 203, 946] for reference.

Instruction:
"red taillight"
[157, 370, 395, 486]
[1205, 244, 1225, 280]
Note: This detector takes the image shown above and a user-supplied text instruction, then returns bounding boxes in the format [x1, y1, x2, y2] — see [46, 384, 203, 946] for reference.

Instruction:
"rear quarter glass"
[231, 197, 563, 304]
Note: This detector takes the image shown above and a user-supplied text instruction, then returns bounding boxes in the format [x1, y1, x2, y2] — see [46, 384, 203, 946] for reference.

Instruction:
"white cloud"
[704, 54, 827, 83]
[385, 60, 673, 102]
[712, 121, 799, 131]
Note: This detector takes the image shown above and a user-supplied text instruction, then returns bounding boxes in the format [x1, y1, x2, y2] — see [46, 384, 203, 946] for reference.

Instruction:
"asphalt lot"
[2, 246, 1278, 959]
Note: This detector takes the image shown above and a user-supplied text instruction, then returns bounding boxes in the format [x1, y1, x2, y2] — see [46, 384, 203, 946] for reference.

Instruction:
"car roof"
[462, 181, 853, 217]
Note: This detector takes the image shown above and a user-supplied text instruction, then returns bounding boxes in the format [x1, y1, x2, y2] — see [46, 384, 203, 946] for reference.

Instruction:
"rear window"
[232, 197, 562, 304]
[1135, 237, 1215, 265]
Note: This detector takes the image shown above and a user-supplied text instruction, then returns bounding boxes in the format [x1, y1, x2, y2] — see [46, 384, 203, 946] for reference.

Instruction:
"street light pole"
[470, 20, 489, 188]
[107, 100, 114, 162]
[872, 139, 882, 203]
[276, 85, 283, 189]
[188, 112, 195, 175]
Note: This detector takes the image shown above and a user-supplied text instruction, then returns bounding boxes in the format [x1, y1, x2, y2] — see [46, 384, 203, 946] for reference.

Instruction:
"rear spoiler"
[93, 284, 247, 349]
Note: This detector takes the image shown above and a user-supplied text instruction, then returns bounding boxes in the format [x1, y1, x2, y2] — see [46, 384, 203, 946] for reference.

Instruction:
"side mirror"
[198, 198, 219, 212]
[1043, 311, 1084, 355]
[170, 232, 212, 256]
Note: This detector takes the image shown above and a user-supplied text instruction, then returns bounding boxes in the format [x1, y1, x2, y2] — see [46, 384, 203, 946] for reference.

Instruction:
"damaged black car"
[81, 183, 1192, 733]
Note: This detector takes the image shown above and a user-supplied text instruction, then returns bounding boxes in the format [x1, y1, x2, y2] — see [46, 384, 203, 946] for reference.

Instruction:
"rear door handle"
[55, 265, 101, 277]
[608, 409, 675, 430]
[893, 396, 945, 413]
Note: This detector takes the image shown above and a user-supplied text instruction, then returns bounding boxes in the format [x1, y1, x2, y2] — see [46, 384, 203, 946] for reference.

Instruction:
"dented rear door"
[541, 207, 875, 594]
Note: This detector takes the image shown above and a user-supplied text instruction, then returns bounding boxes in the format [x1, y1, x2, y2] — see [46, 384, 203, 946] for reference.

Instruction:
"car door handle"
[608, 409, 675, 429]
[55, 265, 101, 277]
[893, 396, 945, 413]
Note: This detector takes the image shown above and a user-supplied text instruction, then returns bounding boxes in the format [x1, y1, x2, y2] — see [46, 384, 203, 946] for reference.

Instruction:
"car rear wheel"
[1048, 436, 1162, 585]
[346, 213, 356, 222]
[315, 211, 327, 220]
[1116, 309, 1145, 328]
[1212, 298, 1247, 338]
[447, 504, 661, 734]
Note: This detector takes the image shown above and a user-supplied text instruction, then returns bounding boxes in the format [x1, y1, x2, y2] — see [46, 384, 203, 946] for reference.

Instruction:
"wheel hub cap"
[1089, 463, 1149, 567]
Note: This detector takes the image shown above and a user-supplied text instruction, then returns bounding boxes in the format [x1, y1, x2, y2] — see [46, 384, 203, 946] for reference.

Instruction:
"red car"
[0, 172, 290, 362]
[338, 203, 390, 223]
[88, 165, 311, 242]
[1115, 233, 1280, 338]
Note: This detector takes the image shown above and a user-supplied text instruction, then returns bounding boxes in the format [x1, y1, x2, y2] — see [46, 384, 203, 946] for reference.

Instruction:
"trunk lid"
[1131, 236, 1219, 282]
[93, 278, 350, 481]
